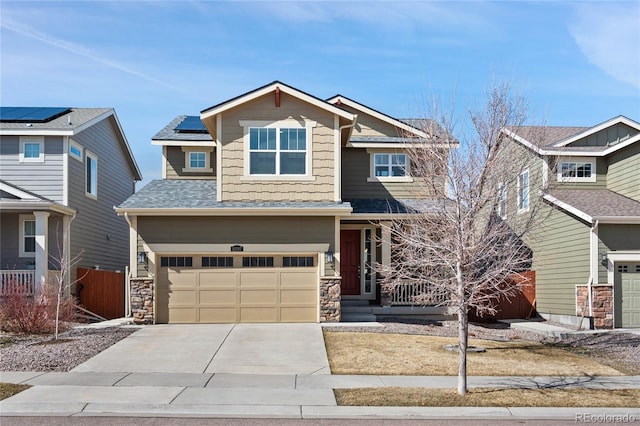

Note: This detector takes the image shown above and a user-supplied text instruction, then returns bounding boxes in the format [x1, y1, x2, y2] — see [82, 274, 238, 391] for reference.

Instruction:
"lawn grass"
[0, 383, 30, 400]
[335, 387, 640, 407]
[323, 331, 623, 376]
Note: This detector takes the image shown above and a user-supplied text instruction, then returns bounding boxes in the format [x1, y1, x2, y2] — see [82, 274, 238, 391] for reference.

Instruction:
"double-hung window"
[374, 153, 407, 177]
[249, 127, 307, 175]
[517, 169, 529, 212]
[19, 215, 35, 257]
[497, 182, 507, 218]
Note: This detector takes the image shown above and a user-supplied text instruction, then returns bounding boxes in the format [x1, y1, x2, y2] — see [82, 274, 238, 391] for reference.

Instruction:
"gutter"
[588, 220, 599, 318]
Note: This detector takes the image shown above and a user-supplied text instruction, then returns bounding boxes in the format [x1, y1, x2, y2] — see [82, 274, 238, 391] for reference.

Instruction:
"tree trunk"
[457, 308, 468, 395]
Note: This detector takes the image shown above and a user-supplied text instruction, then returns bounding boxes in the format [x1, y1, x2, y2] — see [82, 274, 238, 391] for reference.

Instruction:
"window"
[374, 153, 407, 177]
[182, 147, 213, 173]
[189, 152, 206, 169]
[85, 151, 98, 198]
[202, 256, 234, 268]
[617, 265, 628, 273]
[19, 137, 44, 162]
[19, 215, 36, 257]
[160, 256, 193, 267]
[497, 182, 507, 218]
[517, 169, 529, 212]
[242, 256, 274, 267]
[283, 256, 314, 267]
[249, 127, 307, 175]
[69, 141, 83, 161]
[557, 158, 596, 182]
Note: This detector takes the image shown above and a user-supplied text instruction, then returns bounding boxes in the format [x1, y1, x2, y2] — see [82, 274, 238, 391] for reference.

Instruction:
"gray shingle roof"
[506, 126, 589, 149]
[152, 116, 213, 141]
[118, 179, 351, 210]
[0, 108, 111, 131]
[546, 189, 640, 219]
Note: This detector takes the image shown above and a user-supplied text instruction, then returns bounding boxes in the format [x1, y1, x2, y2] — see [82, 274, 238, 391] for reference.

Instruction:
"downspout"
[588, 220, 599, 318]
[123, 212, 133, 318]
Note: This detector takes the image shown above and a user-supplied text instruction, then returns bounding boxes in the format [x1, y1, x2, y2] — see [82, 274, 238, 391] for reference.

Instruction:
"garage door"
[156, 255, 318, 323]
[616, 264, 640, 328]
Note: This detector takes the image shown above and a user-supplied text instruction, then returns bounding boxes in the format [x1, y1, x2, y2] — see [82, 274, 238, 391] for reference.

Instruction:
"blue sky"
[1, 1, 639, 187]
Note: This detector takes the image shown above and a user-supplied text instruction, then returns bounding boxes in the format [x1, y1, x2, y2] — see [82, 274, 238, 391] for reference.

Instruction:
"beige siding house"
[116, 81, 449, 324]
[0, 107, 141, 293]
[502, 116, 640, 329]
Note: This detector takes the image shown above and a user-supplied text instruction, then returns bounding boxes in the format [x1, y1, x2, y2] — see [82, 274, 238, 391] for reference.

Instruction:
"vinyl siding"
[0, 135, 64, 202]
[0, 213, 63, 270]
[532, 206, 591, 315]
[598, 224, 640, 284]
[569, 123, 637, 147]
[220, 93, 335, 202]
[165, 146, 216, 179]
[68, 117, 136, 273]
[606, 142, 640, 201]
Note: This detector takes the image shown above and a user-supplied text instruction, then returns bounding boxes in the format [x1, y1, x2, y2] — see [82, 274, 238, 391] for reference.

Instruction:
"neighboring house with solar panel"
[0, 107, 142, 294]
[115, 81, 453, 324]
[500, 116, 640, 328]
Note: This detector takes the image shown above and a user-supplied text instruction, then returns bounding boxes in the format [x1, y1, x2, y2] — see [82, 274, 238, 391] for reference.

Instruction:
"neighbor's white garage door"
[619, 264, 640, 328]
[156, 255, 318, 323]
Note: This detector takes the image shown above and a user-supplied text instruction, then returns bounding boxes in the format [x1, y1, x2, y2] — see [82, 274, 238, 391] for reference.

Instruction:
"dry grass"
[335, 387, 640, 407]
[324, 331, 623, 376]
[0, 383, 30, 400]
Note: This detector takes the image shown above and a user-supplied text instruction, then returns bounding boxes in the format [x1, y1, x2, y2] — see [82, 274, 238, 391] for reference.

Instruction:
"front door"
[340, 230, 361, 296]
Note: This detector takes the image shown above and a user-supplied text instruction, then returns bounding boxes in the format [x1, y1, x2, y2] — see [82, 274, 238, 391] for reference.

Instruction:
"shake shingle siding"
[0, 135, 64, 203]
[68, 117, 135, 273]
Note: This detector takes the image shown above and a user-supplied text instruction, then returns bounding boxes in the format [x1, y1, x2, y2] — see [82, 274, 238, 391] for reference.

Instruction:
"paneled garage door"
[617, 263, 640, 328]
[156, 255, 318, 323]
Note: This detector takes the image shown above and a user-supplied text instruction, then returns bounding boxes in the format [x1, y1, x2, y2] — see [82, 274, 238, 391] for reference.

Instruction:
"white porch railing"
[0, 270, 36, 296]
[390, 281, 449, 306]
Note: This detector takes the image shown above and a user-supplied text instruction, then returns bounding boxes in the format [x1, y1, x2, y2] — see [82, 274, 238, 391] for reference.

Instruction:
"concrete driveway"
[71, 323, 330, 375]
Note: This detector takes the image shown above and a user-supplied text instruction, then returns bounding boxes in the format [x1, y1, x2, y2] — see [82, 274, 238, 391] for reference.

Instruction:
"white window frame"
[497, 182, 507, 219]
[69, 140, 83, 162]
[181, 146, 213, 173]
[19, 214, 36, 258]
[240, 119, 316, 181]
[557, 157, 596, 183]
[367, 151, 412, 182]
[85, 150, 98, 199]
[19, 136, 44, 163]
[517, 169, 530, 213]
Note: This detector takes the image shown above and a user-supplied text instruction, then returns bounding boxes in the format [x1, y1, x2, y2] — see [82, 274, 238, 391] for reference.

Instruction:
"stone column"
[130, 277, 154, 324]
[320, 276, 341, 322]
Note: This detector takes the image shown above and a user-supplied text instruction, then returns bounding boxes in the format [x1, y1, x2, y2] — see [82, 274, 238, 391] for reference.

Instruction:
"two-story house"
[0, 107, 142, 293]
[116, 81, 450, 324]
[501, 116, 640, 329]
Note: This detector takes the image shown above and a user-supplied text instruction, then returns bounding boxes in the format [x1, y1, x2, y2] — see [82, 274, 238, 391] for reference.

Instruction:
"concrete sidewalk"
[1, 371, 639, 419]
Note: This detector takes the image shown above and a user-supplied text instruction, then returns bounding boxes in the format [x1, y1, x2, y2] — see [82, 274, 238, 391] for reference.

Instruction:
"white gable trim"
[553, 116, 640, 148]
[542, 193, 593, 224]
[201, 82, 354, 121]
[0, 182, 40, 200]
[327, 95, 428, 138]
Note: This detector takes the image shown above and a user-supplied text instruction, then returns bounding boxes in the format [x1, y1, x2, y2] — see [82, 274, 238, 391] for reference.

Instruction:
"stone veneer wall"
[320, 277, 341, 322]
[130, 277, 154, 324]
[576, 284, 613, 329]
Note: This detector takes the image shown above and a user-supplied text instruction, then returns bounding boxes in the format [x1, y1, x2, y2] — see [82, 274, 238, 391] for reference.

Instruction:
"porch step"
[340, 299, 377, 322]
[341, 313, 378, 322]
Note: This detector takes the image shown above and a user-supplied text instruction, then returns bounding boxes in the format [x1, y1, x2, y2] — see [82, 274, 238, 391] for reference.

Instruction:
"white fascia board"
[201, 82, 354, 121]
[542, 193, 593, 224]
[0, 129, 74, 136]
[347, 141, 457, 149]
[342, 213, 438, 220]
[543, 133, 640, 157]
[553, 116, 640, 147]
[500, 128, 543, 154]
[0, 201, 76, 215]
[327, 95, 428, 138]
[0, 182, 40, 199]
[114, 207, 353, 216]
[594, 216, 640, 224]
[151, 140, 216, 147]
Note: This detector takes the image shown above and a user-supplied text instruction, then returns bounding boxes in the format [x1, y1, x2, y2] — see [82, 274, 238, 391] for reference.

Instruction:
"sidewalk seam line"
[112, 372, 131, 386]
[168, 386, 187, 404]
[202, 324, 236, 374]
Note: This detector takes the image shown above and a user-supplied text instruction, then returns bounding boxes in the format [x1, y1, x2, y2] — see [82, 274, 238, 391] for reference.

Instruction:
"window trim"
[517, 169, 530, 213]
[557, 157, 596, 183]
[85, 150, 98, 199]
[19, 136, 44, 163]
[69, 140, 83, 162]
[19, 214, 36, 258]
[497, 182, 507, 219]
[240, 119, 316, 180]
[182, 146, 213, 173]
[367, 151, 413, 182]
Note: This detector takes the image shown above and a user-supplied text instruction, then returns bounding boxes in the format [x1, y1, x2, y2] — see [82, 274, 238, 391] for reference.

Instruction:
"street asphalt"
[1, 322, 639, 420]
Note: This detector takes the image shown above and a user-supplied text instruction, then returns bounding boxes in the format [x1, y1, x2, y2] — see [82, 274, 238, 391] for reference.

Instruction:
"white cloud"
[568, 2, 640, 89]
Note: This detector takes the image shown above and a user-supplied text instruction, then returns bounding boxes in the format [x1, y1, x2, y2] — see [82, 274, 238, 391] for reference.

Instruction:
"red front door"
[340, 230, 361, 296]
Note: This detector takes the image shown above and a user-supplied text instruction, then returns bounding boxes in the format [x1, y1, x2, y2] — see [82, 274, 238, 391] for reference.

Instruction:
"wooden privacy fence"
[77, 268, 124, 320]
[469, 271, 536, 322]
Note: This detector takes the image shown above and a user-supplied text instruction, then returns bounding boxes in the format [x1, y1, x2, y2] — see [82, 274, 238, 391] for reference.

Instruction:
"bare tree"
[47, 216, 84, 339]
[377, 82, 545, 395]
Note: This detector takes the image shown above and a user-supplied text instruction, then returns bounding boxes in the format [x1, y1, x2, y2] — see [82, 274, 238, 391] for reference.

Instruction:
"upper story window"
[69, 141, 83, 161]
[368, 152, 412, 182]
[249, 127, 307, 175]
[557, 158, 596, 183]
[517, 169, 529, 213]
[19, 136, 44, 163]
[86, 151, 98, 199]
[497, 182, 507, 218]
[19, 214, 35, 257]
[182, 147, 213, 173]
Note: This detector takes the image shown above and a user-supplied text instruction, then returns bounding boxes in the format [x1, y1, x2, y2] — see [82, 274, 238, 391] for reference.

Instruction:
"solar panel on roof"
[0, 107, 71, 123]
[174, 116, 207, 133]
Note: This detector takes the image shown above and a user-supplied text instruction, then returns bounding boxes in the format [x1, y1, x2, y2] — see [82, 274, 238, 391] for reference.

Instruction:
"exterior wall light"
[325, 251, 334, 264]
[137, 251, 147, 264]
